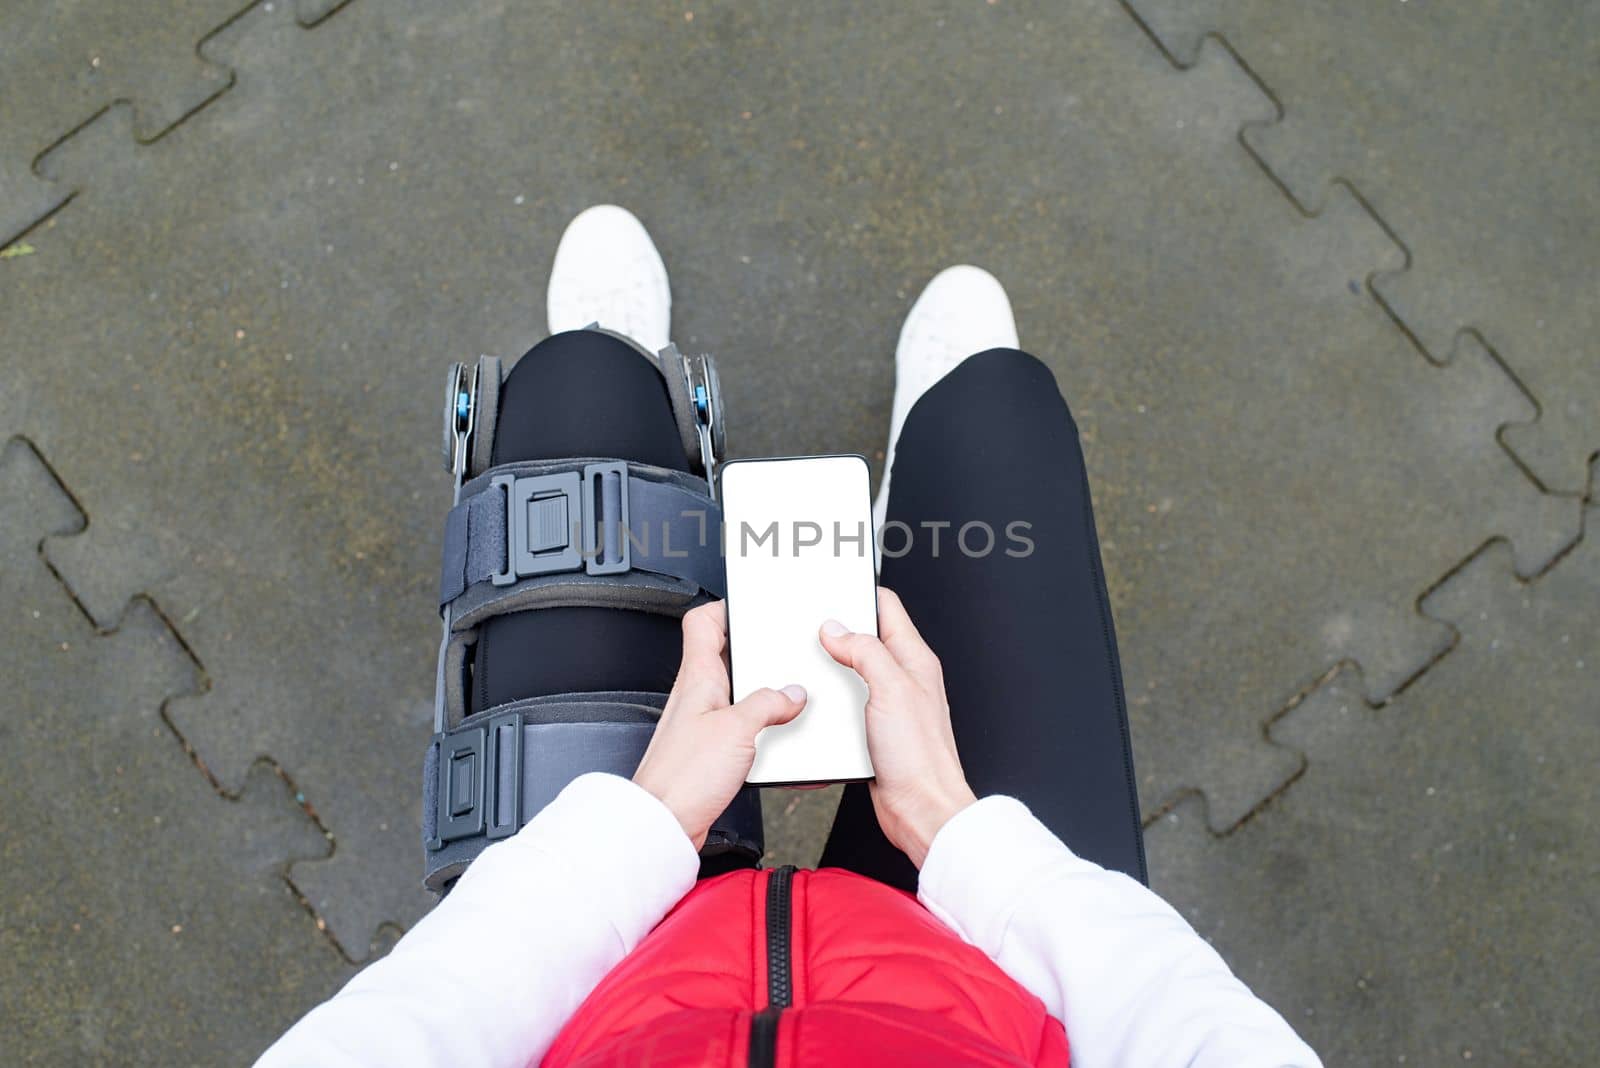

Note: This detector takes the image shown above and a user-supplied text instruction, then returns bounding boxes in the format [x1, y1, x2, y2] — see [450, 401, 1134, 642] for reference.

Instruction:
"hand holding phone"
[637, 453, 975, 866]
[632, 601, 808, 848]
[814, 589, 977, 869]
[632, 587, 974, 867]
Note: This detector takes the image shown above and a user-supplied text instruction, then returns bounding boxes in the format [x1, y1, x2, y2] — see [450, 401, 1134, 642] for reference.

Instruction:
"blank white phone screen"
[721, 455, 877, 785]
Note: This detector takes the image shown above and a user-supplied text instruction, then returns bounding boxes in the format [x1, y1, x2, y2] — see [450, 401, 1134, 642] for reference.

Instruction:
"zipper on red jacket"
[748, 865, 795, 1068]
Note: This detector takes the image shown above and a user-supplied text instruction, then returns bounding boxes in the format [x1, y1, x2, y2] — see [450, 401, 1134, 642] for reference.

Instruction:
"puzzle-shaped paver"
[0, 0, 248, 244]
[0, 0, 1583, 951]
[0, 439, 350, 1063]
[0, 0, 360, 246]
[1122, 0, 1600, 494]
[1144, 464, 1599, 1063]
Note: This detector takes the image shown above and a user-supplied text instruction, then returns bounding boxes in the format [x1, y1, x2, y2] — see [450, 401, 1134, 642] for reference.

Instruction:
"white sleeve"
[917, 796, 1321, 1068]
[256, 772, 699, 1068]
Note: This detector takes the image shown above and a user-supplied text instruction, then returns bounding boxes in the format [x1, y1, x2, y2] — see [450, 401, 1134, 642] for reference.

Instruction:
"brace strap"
[421, 691, 762, 891]
[439, 460, 724, 610]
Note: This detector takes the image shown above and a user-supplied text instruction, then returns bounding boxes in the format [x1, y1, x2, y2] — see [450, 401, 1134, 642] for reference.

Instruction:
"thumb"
[732, 685, 808, 734]
[818, 620, 906, 691]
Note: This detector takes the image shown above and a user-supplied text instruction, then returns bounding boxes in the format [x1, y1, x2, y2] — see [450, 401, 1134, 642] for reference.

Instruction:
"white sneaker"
[546, 205, 672, 354]
[875, 265, 1019, 530]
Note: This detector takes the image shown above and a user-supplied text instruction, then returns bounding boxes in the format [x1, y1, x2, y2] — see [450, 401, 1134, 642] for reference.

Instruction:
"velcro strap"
[421, 693, 762, 891]
[439, 460, 724, 609]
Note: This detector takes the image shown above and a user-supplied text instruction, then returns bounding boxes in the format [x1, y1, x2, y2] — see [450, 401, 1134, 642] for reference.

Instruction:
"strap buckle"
[432, 710, 525, 847]
[434, 725, 484, 844]
[490, 463, 632, 585]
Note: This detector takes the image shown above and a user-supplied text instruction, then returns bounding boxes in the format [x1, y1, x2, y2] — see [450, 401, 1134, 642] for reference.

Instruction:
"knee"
[507, 328, 658, 386]
[941, 347, 1078, 428]
[959, 346, 1049, 379]
[494, 328, 687, 469]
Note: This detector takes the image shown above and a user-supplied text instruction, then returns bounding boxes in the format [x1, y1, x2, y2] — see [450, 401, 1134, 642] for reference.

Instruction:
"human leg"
[822, 291, 1145, 891]
[437, 206, 757, 882]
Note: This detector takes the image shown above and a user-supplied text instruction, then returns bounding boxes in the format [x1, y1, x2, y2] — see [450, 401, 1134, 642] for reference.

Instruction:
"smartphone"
[720, 455, 878, 786]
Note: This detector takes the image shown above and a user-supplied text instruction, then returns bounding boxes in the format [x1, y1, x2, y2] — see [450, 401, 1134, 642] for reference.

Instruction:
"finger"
[818, 621, 913, 697]
[873, 586, 943, 687]
[731, 685, 808, 734]
[681, 599, 728, 653]
[672, 601, 730, 704]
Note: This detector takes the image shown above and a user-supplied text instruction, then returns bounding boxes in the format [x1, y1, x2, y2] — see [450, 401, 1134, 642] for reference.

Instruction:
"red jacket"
[542, 866, 1070, 1067]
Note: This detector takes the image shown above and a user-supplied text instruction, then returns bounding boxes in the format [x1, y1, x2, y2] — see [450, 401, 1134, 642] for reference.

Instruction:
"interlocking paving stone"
[0, 0, 252, 244]
[0, 439, 350, 1064]
[1123, 0, 1600, 495]
[0, 0, 1583, 954]
[1145, 470, 1599, 1064]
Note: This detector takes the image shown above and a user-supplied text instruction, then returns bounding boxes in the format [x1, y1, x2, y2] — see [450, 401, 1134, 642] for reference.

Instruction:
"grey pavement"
[1127, 0, 1600, 497]
[1, 0, 1594, 1062]
[1148, 478, 1599, 1063]
[0, 440, 351, 1065]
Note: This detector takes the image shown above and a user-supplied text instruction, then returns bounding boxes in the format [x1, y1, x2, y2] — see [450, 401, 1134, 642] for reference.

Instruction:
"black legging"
[472, 330, 1146, 890]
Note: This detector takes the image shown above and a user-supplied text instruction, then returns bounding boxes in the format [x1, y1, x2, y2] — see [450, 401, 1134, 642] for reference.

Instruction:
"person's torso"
[542, 866, 1070, 1068]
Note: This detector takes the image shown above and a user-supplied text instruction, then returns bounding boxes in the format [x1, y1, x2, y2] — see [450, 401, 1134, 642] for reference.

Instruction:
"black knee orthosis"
[423, 332, 758, 893]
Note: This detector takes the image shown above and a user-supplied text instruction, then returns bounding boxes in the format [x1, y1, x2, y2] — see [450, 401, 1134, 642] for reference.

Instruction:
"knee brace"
[423, 336, 757, 893]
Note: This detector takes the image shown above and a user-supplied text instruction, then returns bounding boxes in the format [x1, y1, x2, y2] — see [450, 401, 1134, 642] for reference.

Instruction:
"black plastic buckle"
[484, 710, 523, 840]
[435, 726, 486, 844]
[432, 710, 524, 846]
[581, 461, 631, 576]
[491, 472, 582, 584]
[490, 465, 632, 586]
